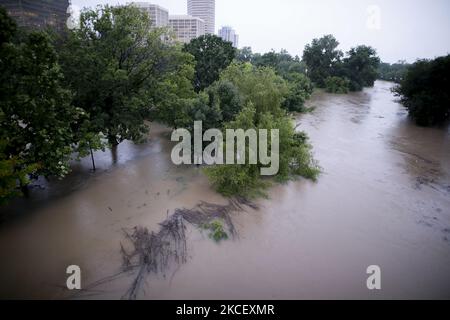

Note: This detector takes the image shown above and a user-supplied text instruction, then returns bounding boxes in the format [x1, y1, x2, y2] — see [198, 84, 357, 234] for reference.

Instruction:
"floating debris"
[79, 197, 257, 300]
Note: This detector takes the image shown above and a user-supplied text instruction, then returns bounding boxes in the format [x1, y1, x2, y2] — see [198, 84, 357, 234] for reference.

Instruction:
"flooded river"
[0, 81, 449, 299]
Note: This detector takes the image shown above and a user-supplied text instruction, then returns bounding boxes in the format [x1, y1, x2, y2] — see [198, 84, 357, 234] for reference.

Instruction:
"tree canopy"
[378, 61, 410, 83]
[341, 45, 380, 91]
[393, 55, 450, 126]
[302, 35, 343, 87]
[0, 8, 81, 203]
[204, 63, 320, 197]
[59, 5, 192, 147]
[183, 34, 236, 92]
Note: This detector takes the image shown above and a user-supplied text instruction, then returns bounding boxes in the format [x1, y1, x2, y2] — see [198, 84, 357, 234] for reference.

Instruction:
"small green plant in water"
[201, 220, 229, 242]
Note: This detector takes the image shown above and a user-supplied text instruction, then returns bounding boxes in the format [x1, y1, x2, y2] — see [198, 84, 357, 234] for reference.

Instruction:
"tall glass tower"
[187, 0, 215, 34]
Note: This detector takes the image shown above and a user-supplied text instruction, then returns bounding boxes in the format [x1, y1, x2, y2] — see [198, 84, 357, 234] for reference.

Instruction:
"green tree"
[341, 45, 380, 91]
[302, 35, 343, 87]
[0, 8, 81, 200]
[148, 45, 197, 128]
[324, 76, 350, 94]
[378, 61, 410, 83]
[204, 63, 319, 197]
[59, 5, 175, 148]
[282, 73, 314, 112]
[174, 93, 222, 131]
[393, 55, 450, 126]
[207, 80, 243, 123]
[219, 62, 288, 118]
[236, 46, 253, 63]
[252, 49, 306, 78]
[183, 34, 236, 92]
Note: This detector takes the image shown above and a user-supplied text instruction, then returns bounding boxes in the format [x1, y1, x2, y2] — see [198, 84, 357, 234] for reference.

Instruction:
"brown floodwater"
[0, 81, 449, 299]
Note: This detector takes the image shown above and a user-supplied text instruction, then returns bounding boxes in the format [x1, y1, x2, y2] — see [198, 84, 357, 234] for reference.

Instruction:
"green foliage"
[325, 76, 350, 94]
[174, 92, 222, 131]
[149, 45, 197, 127]
[183, 34, 236, 92]
[207, 80, 243, 123]
[0, 29, 79, 179]
[204, 63, 320, 197]
[201, 220, 229, 242]
[252, 49, 306, 78]
[302, 35, 343, 87]
[303, 36, 379, 92]
[378, 61, 410, 83]
[0, 140, 38, 205]
[59, 4, 185, 146]
[393, 55, 450, 126]
[219, 62, 288, 118]
[341, 45, 380, 91]
[282, 73, 314, 112]
[236, 46, 253, 63]
[0, 9, 82, 201]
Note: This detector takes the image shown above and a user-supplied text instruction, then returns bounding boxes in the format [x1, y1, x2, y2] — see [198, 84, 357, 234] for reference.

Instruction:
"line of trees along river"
[1, 4, 449, 208]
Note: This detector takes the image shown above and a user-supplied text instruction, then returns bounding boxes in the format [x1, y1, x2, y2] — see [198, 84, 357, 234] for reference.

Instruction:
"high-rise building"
[187, 0, 215, 34]
[132, 2, 169, 28]
[218, 26, 239, 48]
[169, 15, 205, 44]
[0, 0, 69, 33]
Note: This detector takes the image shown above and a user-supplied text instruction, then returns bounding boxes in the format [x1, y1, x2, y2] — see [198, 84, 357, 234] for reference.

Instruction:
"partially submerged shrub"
[282, 73, 314, 112]
[202, 220, 229, 242]
[393, 55, 450, 126]
[325, 76, 350, 94]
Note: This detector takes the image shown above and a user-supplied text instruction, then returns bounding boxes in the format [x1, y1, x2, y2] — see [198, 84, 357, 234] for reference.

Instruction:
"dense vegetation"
[324, 76, 350, 94]
[1, 3, 404, 204]
[0, 7, 78, 203]
[393, 55, 450, 126]
[378, 61, 410, 83]
[183, 34, 236, 92]
[302, 35, 380, 91]
[203, 63, 319, 196]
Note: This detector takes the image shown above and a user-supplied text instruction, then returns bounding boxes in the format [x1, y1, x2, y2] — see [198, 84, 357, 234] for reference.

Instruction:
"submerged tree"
[205, 63, 320, 197]
[302, 35, 343, 87]
[341, 45, 380, 91]
[0, 8, 81, 201]
[59, 5, 183, 149]
[378, 61, 410, 83]
[282, 73, 314, 112]
[393, 55, 450, 126]
[324, 76, 350, 94]
[183, 34, 236, 92]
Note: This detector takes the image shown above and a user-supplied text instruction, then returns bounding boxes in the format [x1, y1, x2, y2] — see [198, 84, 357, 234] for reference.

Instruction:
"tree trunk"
[89, 144, 96, 172]
[20, 183, 29, 198]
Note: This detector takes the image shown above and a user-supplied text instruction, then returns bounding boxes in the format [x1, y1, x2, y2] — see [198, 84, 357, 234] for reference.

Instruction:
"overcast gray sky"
[71, 0, 450, 63]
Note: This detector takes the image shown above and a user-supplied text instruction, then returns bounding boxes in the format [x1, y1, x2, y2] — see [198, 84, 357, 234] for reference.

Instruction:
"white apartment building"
[132, 2, 169, 27]
[187, 0, 215, 34]
[218, 26, 239, 48]
[169, 15, 206, 44]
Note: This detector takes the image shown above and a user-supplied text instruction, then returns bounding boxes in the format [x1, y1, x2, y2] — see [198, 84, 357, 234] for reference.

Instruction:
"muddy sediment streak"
[78, 197, 257, 300]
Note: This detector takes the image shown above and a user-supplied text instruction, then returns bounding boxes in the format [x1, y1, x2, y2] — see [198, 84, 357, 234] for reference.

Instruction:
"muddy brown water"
[0, 81, 449, 299]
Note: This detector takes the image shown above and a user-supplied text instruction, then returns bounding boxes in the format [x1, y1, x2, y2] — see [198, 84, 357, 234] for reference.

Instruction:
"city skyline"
[218, 26, 239, 48]
[187, 0, 215, 34]
[54, 0, 450, 63]
[169, 14, 205, 43]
